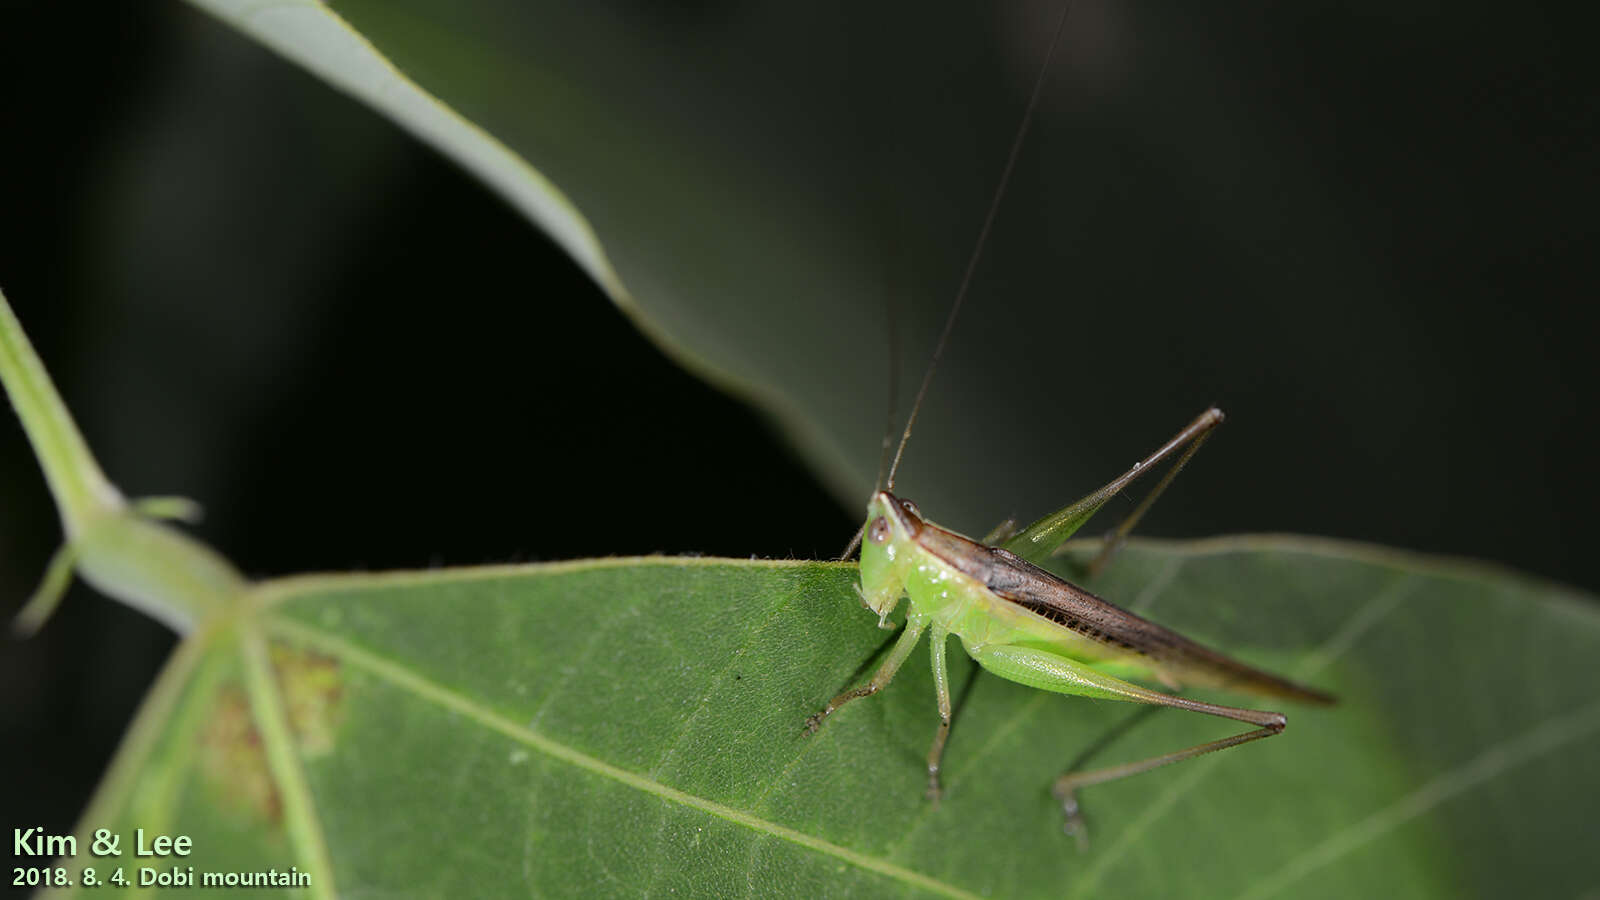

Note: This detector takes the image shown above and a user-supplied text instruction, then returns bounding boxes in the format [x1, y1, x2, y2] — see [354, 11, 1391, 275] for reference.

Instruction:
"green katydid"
[802, 5, 1335, 844]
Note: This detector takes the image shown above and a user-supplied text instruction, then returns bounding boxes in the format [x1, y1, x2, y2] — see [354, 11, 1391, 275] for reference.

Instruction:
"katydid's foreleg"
[968, 642, 1284, 843]
[805, 618, 928, 734]
[1002, 407, 1225, 567]
[925, 625, 953, 805]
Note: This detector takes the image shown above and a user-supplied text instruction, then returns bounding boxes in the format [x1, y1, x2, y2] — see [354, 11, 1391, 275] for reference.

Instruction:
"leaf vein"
[266, 615, 986, 900]
[1236, 698, 1600, 900]
[526, 599, 645, 729]
[885, 689, 1050, 861]
[1128, 555, 1186, 614]
[647, 582, 798, 779]
[1067, 569, 1418, 899]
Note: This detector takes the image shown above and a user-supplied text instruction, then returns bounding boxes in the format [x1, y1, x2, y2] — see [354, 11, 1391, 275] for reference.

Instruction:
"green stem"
[0, 287, 124, 533]
[1, 287, 244, 631]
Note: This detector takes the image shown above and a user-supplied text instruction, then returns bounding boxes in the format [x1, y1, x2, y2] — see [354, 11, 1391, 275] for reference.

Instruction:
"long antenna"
[839, 222, 905, 562]
[884, 3, 1073, 491]
[873, 266, 901, 493]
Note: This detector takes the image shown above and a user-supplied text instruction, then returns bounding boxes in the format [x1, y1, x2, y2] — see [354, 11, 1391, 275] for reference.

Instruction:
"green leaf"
[53, 542, 1599, 898]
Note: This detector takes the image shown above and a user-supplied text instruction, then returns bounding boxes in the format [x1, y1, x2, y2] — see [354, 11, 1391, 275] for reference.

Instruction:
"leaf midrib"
[240, 624, 339, 900]
[262, 614, 987, 900]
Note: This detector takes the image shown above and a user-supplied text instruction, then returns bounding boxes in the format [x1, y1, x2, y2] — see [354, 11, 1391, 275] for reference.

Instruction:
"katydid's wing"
[917, 519, 1334, 704]
[984, 552, 1336, 706]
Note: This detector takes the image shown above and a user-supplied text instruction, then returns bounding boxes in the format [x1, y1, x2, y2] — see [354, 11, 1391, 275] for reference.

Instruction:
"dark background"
[2, 0, 1595, 848]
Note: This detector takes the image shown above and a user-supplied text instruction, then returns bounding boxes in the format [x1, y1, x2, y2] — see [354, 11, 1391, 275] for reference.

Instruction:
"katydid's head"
[858, 492, 923, 620]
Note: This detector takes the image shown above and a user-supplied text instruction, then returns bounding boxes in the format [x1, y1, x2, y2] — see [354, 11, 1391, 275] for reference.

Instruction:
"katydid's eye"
[899, 499, 920, 518]
[868, 516, 890, 544]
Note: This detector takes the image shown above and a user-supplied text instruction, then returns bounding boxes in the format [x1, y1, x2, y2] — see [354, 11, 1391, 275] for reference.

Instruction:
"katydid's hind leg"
[805, 619, 928, 735]
[1003, 407, 1224, 567]
[1053, 722, 1282, 845]
[1049, 704, 1164, 849]
[925, 626, 954, 805]
[969, 642, 1285, 843]
[1087, 412, 1220, 576]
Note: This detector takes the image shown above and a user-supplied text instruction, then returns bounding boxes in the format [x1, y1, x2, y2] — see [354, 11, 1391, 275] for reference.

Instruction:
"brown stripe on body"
[913, 522, 1335, 706]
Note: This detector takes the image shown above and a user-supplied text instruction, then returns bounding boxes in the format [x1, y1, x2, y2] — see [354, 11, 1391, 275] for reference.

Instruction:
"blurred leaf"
[53, 540, 1599, 897]
[190, 0, 886, 506]
[175, 1, 1256, 531]
[185, 1, 1600, 586]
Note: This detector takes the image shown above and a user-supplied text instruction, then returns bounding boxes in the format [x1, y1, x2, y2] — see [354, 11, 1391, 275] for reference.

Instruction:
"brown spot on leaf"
[270, 643, 345, 757]
[196, 644, 344, 824]
[198, 684, 281, 823]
